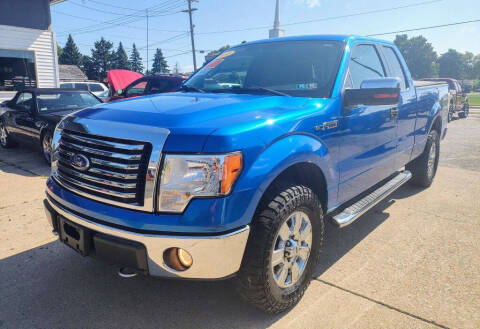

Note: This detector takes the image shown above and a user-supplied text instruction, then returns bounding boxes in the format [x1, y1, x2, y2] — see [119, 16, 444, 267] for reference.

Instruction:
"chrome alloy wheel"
[42, 133, 53, 163]
[0, 123, 7, 146]
[427, 141, 436, 179]
[271, 211, 312, 288]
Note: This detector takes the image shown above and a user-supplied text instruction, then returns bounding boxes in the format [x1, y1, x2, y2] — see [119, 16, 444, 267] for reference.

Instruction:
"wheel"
[448, 103, 454, 122]
[458, 104, 469, 118]
[0, 120, 15, 148]
[236, 185, 324, 314]
[41, 130, 53, 165]
[406, 129, 440, 187]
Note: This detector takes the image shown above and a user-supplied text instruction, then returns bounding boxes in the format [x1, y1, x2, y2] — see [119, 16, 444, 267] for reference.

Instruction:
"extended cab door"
[337, 43, 398, 203]
[379, 45, 417, 168]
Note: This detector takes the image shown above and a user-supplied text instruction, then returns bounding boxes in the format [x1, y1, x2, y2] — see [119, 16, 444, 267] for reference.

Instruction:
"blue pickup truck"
[43, 35, 449, 313]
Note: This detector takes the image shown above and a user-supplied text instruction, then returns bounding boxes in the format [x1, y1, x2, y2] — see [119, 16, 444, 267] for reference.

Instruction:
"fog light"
[164, 247, 193, 271]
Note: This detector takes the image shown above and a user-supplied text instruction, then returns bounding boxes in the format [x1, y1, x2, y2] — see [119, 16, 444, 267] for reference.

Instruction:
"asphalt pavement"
[0, 110, 479, 329]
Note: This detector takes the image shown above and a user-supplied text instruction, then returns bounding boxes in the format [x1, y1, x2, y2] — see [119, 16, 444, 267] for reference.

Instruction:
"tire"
[0, 120, 15, 148]
[458, 104, 469, 119]
[41, 130, 53, 165]
[406, 129, 440, 188]
[448, 104, 454, 122]
[236, 185, 324, 314]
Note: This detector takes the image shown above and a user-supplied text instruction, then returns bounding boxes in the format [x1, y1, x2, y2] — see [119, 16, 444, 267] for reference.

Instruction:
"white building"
[0, 0, 63, 101]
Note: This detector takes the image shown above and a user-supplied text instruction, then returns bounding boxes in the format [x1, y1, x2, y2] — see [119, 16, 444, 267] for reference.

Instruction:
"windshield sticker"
[217, 50, 235, 59]
[296, 83, 318, 90]
[206, 58, 224, 69]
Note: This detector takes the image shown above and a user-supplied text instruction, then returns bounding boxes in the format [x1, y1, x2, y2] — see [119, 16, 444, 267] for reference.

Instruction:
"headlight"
[158, 152, 242, 212]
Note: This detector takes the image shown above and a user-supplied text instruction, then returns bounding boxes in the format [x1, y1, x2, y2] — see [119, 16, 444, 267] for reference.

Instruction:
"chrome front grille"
[54, 129, 151, 207]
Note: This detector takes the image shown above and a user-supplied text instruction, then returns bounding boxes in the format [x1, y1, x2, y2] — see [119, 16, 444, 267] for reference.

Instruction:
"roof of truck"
[238, 35, 393, 47]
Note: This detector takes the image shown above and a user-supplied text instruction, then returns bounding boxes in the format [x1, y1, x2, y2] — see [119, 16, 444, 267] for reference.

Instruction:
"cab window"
[75, 83, 89, 91]
[126, 80, 147, 96]
[89, 83, 104, 92]
[348, 44, 385, 89]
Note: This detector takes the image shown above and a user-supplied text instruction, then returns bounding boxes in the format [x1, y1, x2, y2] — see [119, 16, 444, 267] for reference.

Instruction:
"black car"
[0, 88, 102, 164]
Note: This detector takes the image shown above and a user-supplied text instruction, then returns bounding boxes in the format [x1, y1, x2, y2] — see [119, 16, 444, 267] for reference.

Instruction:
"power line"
[366, 18, 480, 36]
[54, 0, 186, 36]
[196, 0, 443, 34]
[81, 0, 141, 12]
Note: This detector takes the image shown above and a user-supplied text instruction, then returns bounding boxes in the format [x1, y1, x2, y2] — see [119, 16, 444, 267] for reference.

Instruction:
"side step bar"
[332, 170, 412, 227]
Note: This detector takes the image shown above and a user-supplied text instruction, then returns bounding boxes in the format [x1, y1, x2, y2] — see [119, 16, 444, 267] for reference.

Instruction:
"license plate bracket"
[59, 217, 91, 256]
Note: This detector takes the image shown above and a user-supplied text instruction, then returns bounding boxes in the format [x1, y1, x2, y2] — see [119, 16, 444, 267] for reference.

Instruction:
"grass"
[468, 93, 480, 107]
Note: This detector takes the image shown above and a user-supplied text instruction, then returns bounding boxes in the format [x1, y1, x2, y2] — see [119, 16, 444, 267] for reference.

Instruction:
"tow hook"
[118, 267, 138, 278]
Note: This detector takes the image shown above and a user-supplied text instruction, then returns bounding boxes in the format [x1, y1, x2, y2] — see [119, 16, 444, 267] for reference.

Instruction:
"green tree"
[151, 48, 169, 74]
[394, 34, 437, 79]
[204, 45, 230, 64]
[81, 55, 96, 80]
[57, 44, 63, 59]
[438, 49, 466, 79]
[90, 37, 114, 81]
[113, 42, 130, 70]
[129, 43, 143, 73]
[59, 34, 83, 66]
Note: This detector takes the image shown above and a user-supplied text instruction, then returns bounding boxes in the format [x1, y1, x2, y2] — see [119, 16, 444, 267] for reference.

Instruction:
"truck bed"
[413, 80, 448, 88]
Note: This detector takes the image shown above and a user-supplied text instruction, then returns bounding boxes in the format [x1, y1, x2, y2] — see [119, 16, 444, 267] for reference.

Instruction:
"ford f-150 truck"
[43, 35, 449, 313]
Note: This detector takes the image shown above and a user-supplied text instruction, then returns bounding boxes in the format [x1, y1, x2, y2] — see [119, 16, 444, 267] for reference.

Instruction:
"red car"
[107, 70, 185, 102]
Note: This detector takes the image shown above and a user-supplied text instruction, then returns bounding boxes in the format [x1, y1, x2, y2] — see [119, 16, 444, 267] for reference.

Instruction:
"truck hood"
[72, 92, 330, 151]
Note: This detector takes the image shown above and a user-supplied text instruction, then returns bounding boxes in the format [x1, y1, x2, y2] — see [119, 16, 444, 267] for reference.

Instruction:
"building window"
[0, 49, 37, 91]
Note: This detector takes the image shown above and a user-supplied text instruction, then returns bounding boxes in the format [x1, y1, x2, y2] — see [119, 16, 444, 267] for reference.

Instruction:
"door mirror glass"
[344, 78, 400, 108]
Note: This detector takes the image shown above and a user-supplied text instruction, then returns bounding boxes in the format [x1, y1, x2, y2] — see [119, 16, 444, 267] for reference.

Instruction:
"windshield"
[36, 92, 101, 112]
[185, 40, 344, 98]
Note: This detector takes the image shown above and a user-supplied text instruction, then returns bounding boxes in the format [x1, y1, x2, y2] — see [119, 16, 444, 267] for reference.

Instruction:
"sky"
[51, 0, 480, 73]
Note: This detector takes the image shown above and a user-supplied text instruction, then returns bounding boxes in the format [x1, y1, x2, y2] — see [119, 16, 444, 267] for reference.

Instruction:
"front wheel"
[406, 129, 440, 187]
[236, 185, 324, 314]
[41, 131, 53, 165]
[0, 121, 14, 148]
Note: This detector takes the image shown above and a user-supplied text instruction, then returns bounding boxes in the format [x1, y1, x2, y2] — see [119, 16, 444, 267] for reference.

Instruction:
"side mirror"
[344, 78, 400, 108]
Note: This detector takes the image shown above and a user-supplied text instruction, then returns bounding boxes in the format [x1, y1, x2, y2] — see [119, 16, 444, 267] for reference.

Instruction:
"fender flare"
[235, 133, 336, 219]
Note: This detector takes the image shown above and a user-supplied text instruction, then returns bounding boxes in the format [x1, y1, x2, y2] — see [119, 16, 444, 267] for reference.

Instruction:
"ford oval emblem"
[70, 153, 90, 171]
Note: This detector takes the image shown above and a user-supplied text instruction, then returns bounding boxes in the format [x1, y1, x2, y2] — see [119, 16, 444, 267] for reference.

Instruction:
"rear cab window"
[75, 83, 89, 91]
[381, 46, 408, 90]
[89, 84, 104, 92]
[60, 83, 73, 89]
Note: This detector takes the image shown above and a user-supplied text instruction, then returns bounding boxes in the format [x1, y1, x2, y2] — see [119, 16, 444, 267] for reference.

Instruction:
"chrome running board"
[332, 170, 412, 227]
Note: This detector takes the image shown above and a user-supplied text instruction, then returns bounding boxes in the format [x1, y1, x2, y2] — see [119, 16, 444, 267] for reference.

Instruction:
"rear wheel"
[0, 121, 14, 148]
[236, 185, 324, 314]
[406, 129, 440, 187]
[41, 131, 53, 165]
[458, 104, 469, 118]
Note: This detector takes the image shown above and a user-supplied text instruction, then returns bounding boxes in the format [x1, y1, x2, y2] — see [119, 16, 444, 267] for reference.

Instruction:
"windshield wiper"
[212, 86, 291, 97]
[179, 85, 205, 93]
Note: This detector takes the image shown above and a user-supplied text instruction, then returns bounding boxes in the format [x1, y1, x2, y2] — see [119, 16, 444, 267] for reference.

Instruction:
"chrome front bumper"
[44, 197, 250, 279]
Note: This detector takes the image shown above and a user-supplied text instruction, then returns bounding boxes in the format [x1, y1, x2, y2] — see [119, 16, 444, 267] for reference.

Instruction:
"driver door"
[337, 44, 398, 204]
[6, 92, 35, 141]
[10, 92, 37, 142]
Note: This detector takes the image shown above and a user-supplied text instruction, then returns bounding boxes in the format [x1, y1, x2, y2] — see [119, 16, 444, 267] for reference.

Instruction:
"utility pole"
[146, 8, 149, 74]
[182, 0, 198, 71]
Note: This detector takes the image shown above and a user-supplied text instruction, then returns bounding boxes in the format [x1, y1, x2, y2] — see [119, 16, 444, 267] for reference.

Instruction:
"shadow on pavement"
[0, 143, 50, 177]
[0, 186, 420, 329]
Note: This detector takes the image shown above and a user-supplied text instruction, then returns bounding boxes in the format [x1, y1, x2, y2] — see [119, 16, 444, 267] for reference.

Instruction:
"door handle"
[390, 107, 399, 121]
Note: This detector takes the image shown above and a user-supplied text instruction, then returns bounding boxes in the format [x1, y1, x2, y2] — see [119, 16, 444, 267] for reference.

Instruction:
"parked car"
[108, 74, 185, 101]
[421, 78, 469, 120]
[43, 35, 449, 313]
[59, 81, 108, 98]
[0, 88, 102, 164]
